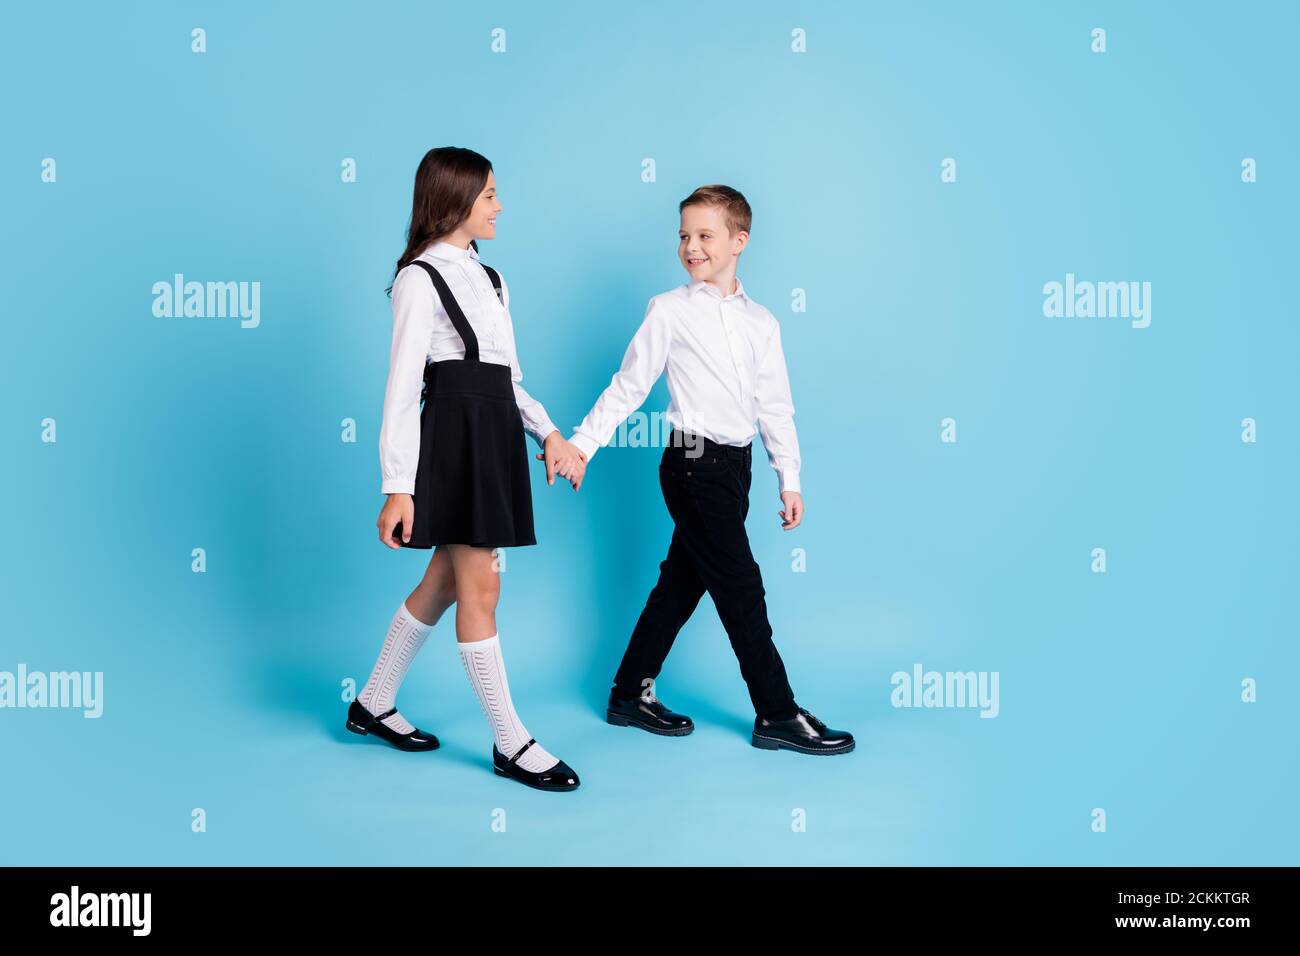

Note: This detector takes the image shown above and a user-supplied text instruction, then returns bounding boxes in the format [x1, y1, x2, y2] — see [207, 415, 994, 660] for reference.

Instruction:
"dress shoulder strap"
[480, 264, 504, 307]
[408, 260, 479, 362]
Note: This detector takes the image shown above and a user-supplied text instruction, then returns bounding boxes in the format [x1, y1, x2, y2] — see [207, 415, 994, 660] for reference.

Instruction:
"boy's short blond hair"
[679, 184, 752, 236]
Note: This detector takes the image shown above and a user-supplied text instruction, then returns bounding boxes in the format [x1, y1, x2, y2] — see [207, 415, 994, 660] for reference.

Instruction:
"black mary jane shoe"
[605, 690, 694, 736]
[492, 739, 580, 792]
[751, 706, 855, 755]
[345, 699, 440, 752]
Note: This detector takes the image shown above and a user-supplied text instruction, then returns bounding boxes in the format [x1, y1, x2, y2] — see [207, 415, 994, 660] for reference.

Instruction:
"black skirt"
[396, 358, 537, 550]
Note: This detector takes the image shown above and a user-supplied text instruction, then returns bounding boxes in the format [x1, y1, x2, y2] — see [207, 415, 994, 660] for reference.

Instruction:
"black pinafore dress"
[394, 260, 537, 550]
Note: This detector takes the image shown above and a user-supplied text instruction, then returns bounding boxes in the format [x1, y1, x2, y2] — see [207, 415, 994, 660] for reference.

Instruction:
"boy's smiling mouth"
[686, 256, 709, 266]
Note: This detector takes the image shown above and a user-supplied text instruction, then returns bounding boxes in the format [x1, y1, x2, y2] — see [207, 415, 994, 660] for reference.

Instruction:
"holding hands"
[537, 431, 588, 490]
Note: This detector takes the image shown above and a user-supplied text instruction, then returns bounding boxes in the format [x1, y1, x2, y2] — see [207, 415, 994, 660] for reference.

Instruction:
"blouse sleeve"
[499, 274, 560, 447]
[378, 265, 434, 495]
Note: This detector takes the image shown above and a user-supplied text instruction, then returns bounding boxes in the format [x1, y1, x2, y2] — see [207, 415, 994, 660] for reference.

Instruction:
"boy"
[553, 185, 854, 755]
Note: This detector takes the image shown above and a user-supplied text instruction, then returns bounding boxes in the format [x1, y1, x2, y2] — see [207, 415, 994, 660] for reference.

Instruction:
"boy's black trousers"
[611, 431, 800, 721]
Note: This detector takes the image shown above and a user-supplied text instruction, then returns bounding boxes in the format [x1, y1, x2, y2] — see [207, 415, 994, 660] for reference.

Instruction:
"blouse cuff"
[382, 477, 415, 496]
[527, 417, 560, 448]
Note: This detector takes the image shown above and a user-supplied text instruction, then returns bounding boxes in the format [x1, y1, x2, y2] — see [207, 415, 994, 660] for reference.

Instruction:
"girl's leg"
[447, 544, 560, 773]
[357, 547, 457, 733]
[406, 545, 459, 624]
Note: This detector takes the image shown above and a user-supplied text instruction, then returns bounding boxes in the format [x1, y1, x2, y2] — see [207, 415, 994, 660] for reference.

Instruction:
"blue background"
[2, 0, 1296, 865]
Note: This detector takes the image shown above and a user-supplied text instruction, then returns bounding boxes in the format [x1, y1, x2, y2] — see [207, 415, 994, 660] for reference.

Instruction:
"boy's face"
[678, 203, 747, 283]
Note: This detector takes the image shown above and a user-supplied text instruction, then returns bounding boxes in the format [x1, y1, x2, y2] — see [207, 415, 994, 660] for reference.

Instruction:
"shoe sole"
[493, 766, 580, 792]
[345, 719, 440, 752]
[605, 709, 695, 736]
[751, 732, 855, 755]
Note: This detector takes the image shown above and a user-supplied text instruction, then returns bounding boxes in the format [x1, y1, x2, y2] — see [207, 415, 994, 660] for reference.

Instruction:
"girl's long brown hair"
[386, 146, 493, 296]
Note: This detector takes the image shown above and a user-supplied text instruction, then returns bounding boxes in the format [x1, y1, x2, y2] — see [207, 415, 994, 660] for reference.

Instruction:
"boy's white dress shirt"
[569, 276, 802, 494]
[379, 241, 558, 495]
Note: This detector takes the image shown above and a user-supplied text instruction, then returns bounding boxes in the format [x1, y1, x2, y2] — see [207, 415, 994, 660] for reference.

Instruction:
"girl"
[346, 146, 582, 793]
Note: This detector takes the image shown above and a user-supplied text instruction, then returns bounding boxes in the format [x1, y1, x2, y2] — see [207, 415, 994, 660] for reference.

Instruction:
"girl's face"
[464, 170, 502, 240]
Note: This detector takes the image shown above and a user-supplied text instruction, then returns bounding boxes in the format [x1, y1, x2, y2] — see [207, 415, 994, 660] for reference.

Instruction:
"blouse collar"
[423, 240, 480, 262]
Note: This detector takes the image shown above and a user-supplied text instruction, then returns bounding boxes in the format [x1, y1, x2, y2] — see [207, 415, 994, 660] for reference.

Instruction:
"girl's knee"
[456, 575, 500, 612]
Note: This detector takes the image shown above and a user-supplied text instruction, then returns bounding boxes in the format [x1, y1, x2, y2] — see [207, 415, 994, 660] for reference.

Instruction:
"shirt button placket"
[462, 260, 496, 353]
[721, 303, 745, 399]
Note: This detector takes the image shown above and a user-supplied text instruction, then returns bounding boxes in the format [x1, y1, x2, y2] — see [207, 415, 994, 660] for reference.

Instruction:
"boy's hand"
[555, 452, 587, 490]
[536, 431, 587, 490]
[778, 491, 803, 530]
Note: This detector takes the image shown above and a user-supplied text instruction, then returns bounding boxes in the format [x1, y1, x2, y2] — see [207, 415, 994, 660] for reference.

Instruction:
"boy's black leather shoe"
[752, 707, 854, 755]
[606, 690, 694, 736]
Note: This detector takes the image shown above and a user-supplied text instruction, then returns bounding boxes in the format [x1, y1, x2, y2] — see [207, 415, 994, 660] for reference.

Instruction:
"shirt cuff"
[529, 420, 560, 448]
[570, 432, 600, 461]
[778, 469, 801, 495]
[382, 478, 415, 495]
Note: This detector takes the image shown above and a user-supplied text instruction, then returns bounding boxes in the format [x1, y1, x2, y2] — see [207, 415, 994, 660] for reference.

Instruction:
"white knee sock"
[358, 601, 434, 734]
[457, 634, 559, 773]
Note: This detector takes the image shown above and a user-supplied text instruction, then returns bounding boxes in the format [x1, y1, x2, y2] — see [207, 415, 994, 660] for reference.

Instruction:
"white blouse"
[379, 241, 558, 495]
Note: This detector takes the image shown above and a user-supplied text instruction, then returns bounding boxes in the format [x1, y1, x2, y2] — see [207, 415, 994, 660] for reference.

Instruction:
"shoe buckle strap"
[360, 704, 398, 729]
[506, 738, 537, 767]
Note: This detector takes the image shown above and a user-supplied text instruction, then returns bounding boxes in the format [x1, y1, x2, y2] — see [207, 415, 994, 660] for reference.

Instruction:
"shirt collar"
[689, 275, 748, 302]
[423, 240, 480, 262]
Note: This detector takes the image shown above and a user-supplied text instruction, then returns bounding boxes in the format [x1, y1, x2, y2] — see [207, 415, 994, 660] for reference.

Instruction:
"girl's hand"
[554, 451, 587, 490]
[778, 491, 804, 530]
[536, 431, 587, 490]
[378, 493, 415, 548]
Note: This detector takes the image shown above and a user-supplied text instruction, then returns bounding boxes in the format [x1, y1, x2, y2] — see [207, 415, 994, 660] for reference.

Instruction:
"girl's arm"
[499, 274, 560, 445]
[378, 266, 435, 495]
[499, 275, 588, 488]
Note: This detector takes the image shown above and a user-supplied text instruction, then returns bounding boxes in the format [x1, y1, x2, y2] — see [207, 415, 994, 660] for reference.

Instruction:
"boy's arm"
[754, 320, 802, 495]
[570, 297, 672, 461]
